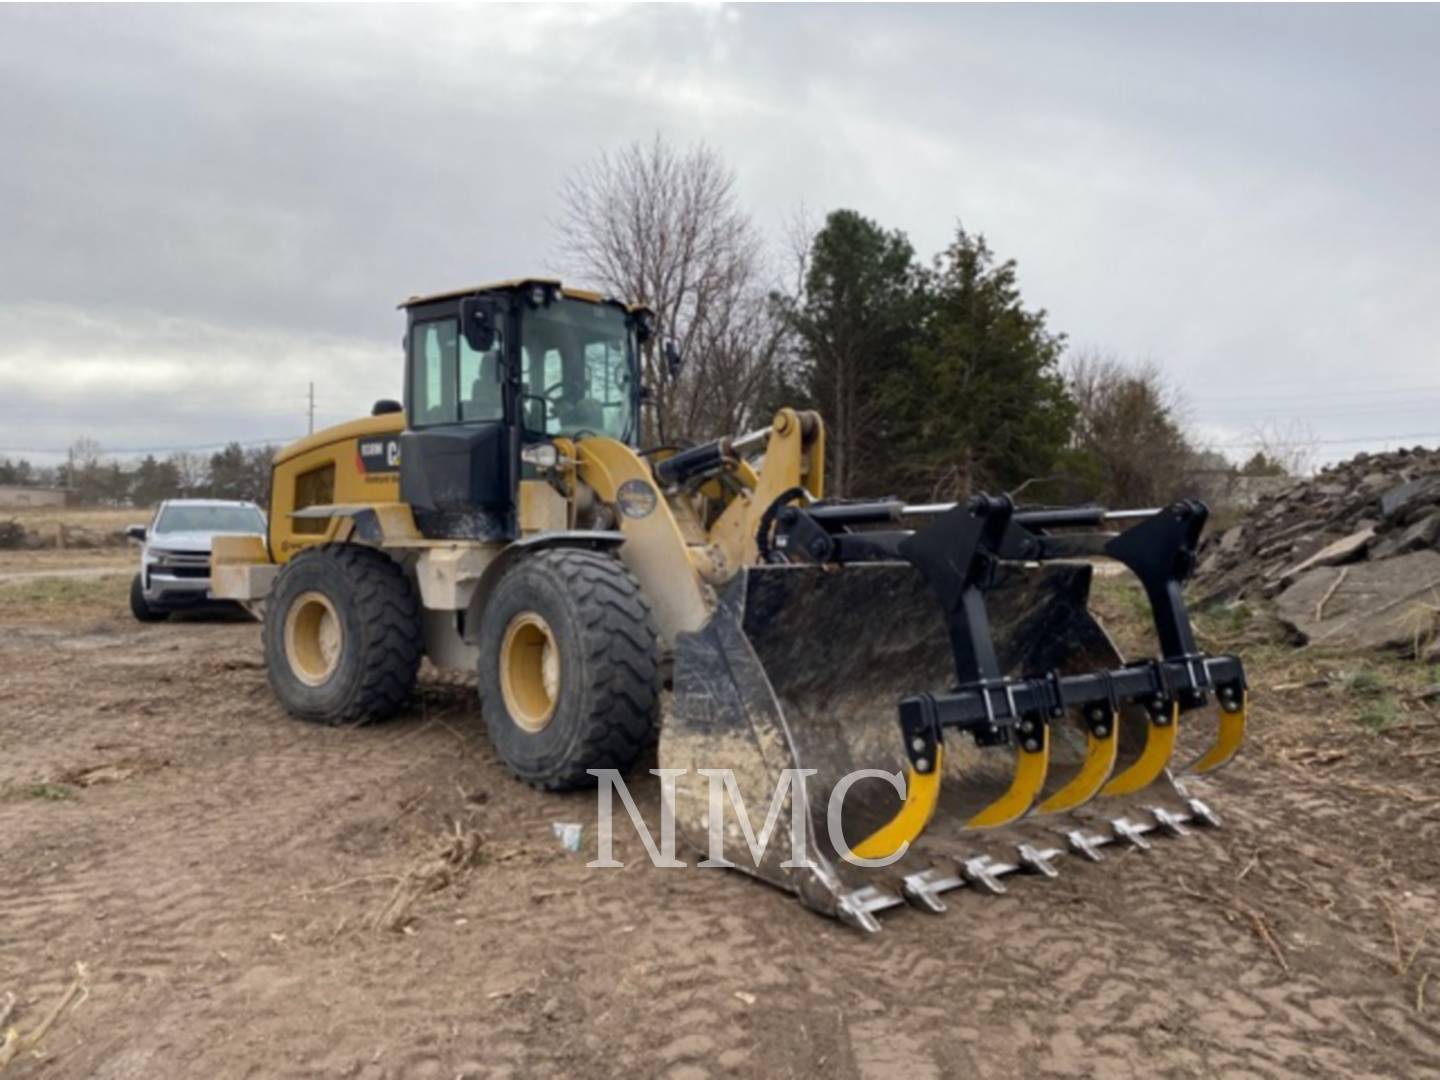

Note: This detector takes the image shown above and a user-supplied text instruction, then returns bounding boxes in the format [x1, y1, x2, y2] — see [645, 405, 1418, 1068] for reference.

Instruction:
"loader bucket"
[662, 560, 1197, 930]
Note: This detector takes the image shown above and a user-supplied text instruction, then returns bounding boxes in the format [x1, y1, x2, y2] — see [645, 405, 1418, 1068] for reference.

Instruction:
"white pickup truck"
[127, 499, 267, 622]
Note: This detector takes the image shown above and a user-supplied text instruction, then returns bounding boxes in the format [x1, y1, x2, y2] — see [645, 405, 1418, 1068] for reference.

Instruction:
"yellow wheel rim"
[500, 612, 560, 733]
[284, 590, 343, 687]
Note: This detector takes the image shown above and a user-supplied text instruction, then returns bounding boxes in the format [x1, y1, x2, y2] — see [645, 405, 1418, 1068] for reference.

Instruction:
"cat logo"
[358, 437, 401, 475]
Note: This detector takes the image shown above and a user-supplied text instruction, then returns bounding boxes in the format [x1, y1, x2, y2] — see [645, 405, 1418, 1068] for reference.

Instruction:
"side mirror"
[664, 340, 683, 379]
[460, 297, 498, 352]
[126, 525, 146, 542]
[372, 399, 403, 416]
[635, 310, 657, 346]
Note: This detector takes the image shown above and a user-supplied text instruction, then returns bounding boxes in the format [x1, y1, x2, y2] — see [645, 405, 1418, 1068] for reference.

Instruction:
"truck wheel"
[477, 549, 658, 790]
[130, 573, 170, 623]
[263, 545, 422, 725]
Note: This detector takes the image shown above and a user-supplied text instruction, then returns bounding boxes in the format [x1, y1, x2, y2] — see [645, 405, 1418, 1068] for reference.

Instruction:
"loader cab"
[397, 280, 647, 540]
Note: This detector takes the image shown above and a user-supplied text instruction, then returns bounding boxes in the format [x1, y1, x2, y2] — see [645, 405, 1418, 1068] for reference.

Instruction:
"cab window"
[518, 299, 634, 441]
[410, 318, 505, 427]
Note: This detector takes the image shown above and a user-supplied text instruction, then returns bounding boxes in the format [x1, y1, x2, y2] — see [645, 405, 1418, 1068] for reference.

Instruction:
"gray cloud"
[2, 4, 1437, 466]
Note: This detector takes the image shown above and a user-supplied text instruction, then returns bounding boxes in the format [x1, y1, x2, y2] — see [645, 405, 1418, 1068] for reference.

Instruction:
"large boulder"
[1371, 511, 1440, 560]
[1380, 477, 1440, 522]
[1274, 550, 1440, 654]
[1275, 526, 1375, 587]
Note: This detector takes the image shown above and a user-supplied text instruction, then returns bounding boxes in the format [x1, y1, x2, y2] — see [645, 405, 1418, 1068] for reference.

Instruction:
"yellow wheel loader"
[213, 278, 1249, 933]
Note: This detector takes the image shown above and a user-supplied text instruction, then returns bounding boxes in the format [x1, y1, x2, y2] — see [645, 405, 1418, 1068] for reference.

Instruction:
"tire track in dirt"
[4, 617, 1439, 1078]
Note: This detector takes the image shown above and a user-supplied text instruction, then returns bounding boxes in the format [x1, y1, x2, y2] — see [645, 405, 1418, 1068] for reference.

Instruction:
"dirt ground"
[2, 554, 1438, 1078]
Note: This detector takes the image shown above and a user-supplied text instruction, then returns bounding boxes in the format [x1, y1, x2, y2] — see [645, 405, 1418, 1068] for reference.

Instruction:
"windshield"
[520, 298, 636, 442]
[155, 505, 265, 535]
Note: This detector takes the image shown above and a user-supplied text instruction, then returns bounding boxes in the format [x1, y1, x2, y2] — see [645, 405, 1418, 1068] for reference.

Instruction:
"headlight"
[528, 284, 546, 308]
[521, 444, 559, 469]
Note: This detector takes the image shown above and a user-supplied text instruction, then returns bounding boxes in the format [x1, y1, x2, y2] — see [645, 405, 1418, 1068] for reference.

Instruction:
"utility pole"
[307, 381, 315, 435]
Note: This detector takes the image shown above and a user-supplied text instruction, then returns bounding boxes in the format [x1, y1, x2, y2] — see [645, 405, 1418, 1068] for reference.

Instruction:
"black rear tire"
[263, 545, 422, 725]
[477, 549, 659, 790]
[130, 573, 170, 623]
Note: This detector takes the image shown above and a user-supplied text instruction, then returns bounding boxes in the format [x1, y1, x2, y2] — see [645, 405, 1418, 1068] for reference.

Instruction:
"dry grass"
[371, 820, 487, 932]
[0, 549, 135, 575]
[0, 573, 130, 621]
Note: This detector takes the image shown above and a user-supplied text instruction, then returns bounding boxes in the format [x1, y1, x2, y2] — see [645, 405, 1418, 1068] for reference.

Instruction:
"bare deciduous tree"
[1067, 350, 1197, 506]
[1241, 419, 1318, 478]
[554, 135, 777, 444]
[168, 451, 210, 496]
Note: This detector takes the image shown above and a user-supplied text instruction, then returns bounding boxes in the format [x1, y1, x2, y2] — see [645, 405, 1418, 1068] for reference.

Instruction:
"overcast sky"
[2, 3, 1437, 469]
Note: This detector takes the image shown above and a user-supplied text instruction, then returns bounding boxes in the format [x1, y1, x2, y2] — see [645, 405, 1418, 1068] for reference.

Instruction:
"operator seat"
[465, 351, 504, 421]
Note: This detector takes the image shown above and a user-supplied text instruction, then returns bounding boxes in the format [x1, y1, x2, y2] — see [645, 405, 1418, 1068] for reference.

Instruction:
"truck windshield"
[519, 299, 636, 442]
[155, 505, 265, 534]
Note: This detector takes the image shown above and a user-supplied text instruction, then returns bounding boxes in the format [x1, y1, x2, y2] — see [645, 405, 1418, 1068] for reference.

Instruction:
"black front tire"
[477, 549, 659, 790]
[130, 574, 170, 623]
[263, 545, 422, 725]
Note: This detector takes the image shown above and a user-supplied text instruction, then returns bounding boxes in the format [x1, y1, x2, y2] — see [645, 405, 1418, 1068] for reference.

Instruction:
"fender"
[462, 530, 626, 643]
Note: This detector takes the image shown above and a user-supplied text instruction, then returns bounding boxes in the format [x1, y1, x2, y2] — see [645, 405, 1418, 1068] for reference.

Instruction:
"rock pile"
[1192, 446, 1440, 658]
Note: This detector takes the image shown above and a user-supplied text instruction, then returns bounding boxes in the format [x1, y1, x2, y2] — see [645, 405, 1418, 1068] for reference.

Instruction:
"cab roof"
[399, 277, 650, 315]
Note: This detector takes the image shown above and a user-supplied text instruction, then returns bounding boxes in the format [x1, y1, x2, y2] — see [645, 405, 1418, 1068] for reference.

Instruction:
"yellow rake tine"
[1102, 701, 1180, 797]
[851, 747, 943, 861]
[1035, 716, 1119, 814]
[1190, 691, 1247, 774]
[966, 726, 1050, 829]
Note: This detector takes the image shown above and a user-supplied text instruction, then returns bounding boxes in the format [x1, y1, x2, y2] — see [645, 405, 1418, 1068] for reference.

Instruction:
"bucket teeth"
[902, 866, 967, 913]
[837, 885, 906, 933]
[1016, 843, 1062, 878]
[1111, 817, 1154, 851]
[819, 799, 1226, 932]
[962, 854, 1018, 894]
[1186, 797, 1222, 828]
[1067, 829, 1108, 861]
[1149, 807, 1191, 837]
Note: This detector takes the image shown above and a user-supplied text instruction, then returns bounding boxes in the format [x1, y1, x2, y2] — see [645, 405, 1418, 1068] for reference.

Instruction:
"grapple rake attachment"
[662, 493, 1248, 933]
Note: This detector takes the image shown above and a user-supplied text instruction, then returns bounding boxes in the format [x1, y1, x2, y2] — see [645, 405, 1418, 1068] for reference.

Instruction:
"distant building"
[0, 485, 68, 508]
[1186, 471, 1290, 512]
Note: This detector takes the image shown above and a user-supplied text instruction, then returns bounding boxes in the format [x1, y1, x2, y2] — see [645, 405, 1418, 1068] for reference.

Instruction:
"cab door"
[399, 309, 517, 540]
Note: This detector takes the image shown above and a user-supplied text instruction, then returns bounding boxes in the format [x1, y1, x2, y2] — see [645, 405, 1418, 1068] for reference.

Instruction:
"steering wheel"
[543, 381, 569, 401]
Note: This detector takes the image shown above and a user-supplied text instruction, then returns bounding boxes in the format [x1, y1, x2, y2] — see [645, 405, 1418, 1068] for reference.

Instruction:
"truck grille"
[151, 550, 211, 577]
